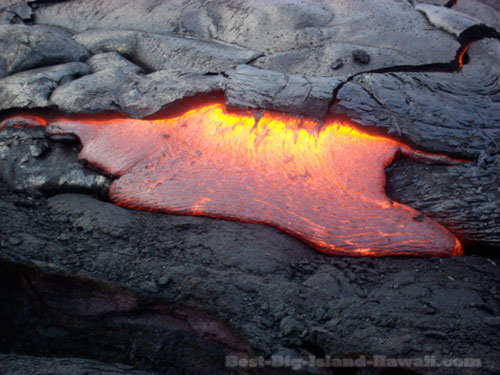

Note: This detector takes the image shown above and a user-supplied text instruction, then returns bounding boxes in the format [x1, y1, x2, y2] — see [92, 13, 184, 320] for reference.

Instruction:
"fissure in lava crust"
[0, 100, 463, 256]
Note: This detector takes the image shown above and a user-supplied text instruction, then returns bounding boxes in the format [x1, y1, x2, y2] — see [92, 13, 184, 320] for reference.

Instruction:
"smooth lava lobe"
[1, 103, 462, 256]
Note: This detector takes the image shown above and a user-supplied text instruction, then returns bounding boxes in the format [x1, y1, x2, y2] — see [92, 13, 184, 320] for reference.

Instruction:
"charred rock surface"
[0, 354, 151, 375]
[330, 57, 500, 157]
[0, 0, 499, 374]
[0, 126, 111, 196]
[1, 180, 500, 375]
[386, 154, 500, 247]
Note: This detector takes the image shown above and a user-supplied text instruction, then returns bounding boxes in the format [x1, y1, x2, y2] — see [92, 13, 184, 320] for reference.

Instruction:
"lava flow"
[1, 101, 462, 256]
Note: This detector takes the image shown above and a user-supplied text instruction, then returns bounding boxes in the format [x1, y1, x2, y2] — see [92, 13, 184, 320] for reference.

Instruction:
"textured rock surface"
[0, 63, 90, 110]
[0, 354, 150, 375]
[0, 180, 499, 375]
[387, 155, 500, 247]
[415, 3, 481, 36]
[224, 65, 341, 118]
[330, 62, 500, 157]
[50, 66, 223, 118]
[0, 0, 499, 374]
[0, 127, 111, 195]
[454, 0, 500, 30]
[0, 24, 89, 78]
[0, 1, 32, 24]
[32, 0, 460, 78]
[74, 29, 262, 74]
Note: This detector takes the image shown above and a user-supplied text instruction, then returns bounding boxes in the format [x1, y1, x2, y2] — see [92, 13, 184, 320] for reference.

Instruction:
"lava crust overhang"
[0, 100, 463, 257]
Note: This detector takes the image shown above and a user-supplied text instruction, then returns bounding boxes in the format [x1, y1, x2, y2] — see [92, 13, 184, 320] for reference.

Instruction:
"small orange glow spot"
[0, 114, 48, 128]
[457, 41, 473, 70]
[0, 101, 462, 256]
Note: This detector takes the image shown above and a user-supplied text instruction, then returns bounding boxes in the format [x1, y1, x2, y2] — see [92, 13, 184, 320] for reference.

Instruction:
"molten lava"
[457, 41, 473, 70]
[0, 101, 462, 256]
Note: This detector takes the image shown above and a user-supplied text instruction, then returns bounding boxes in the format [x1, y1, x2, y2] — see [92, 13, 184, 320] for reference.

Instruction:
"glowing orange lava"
[0, 101, 462, 256]
[457, 41, 473, 70]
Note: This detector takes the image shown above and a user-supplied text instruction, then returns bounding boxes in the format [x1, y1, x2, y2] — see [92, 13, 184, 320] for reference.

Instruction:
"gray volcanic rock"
[454, 0, 500, 30]
[477, 0, 500, 12]
[49, 66, 141, 114]
[0, 1, 32, 24]
[74, 29, 262, 74]
[331, 40, 500, 158]
[0, 24, 89, 78]
[47, 194, 136, 237]
[415, 3, 481, 36]
[50, 66, 223, 118]
[0, 0, 495, 121]
[331, 68, 499, 156]
[33, 0, 459, 77]
[224, 65, 341, 118]
[0, 63, 90, 110]
[120, 68, 223, 117]
[87, 52, 144, 74]
[0, 355, 151, 375]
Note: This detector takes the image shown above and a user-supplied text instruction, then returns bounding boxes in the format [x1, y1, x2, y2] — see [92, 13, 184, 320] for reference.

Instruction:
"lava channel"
[1, 102, 463, 256]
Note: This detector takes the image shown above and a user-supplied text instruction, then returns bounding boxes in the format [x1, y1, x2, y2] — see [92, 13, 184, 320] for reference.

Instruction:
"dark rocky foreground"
[0, 0, 499, 374]
[1, 165, 500, 375]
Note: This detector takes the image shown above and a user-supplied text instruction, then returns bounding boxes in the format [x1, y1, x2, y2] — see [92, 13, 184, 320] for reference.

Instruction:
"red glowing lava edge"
[0, 101, 463, 256]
